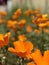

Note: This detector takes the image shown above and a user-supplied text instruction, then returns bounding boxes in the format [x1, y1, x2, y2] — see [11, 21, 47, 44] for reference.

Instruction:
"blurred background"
[0, 0, 49, 13]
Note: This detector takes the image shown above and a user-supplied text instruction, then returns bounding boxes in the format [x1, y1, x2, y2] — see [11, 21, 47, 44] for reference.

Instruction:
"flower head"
[7, 20, 17, 32]
[18, 19, 26, 28]
[8, 39, 33, 58]
[12, 9, 22, 19]
[0, 32, 10, 48]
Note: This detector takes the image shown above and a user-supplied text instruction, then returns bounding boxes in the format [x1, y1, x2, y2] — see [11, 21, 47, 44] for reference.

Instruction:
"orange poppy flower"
[12, 8, 22, 19]
[18, 34, 27, 41]
[7, 20, 17, 32]
[0, 32, 10, 48]
[0, 11, 7, 16]
[32, 14, 48, 25]
[26, 26, 33, 33]
[8, 40, 33, 58]
[18, 19, 26, 28]
[30, 49, 49, 65]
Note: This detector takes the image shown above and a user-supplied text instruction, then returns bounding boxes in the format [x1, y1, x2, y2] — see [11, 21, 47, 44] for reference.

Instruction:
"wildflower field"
[0, 7, 49, 65]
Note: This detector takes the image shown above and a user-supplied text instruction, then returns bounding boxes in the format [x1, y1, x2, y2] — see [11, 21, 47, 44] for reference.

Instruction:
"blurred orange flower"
[0, 11, 7, 16]
[12, 15, 17, 20]
[8, 40, 33, 58]
[26, 26, 33, 33]
[24, 9, 34, 16]
[7, 20, 17, 32]
[32, 14, 48, 25]
[18, 34, 27, 41]
[0, 32, 10, 48]
[12, 8, 22, 19]
[18, 19, 26, 28]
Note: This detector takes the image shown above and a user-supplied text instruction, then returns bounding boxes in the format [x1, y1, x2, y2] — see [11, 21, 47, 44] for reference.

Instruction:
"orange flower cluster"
[24, 9, 40, 16]
[7, 19, 26, 32]
[0, 8, 49, 65]
[24, 9, 34, 16]
[32, 14, 49, 28]
[8, 35, 49, 65]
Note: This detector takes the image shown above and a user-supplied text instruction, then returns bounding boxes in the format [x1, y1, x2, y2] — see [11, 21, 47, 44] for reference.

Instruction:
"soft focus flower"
[0, 32, 10, 48]
[0, 11, 7, 16]
[26, 26, 33, 33]
[18, 34, 27, 41]
[32, 14, 48, 26]
[18, 19, 26, 28]
[12, 8, 22, 19]
[7, 20, 17, 32]
[24, 9, 34, 16]
[12, 15, 17, 20]
[8, 40, 33, 58]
